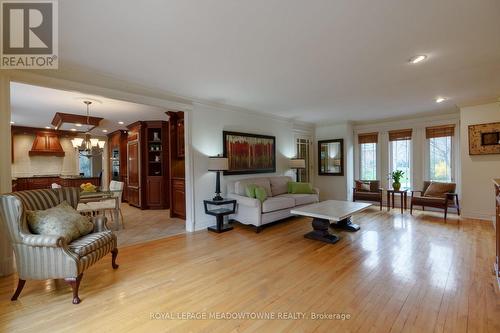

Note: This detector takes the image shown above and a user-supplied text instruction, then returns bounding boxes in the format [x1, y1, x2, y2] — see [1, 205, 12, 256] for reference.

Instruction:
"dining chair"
[87, 181, 125, 229]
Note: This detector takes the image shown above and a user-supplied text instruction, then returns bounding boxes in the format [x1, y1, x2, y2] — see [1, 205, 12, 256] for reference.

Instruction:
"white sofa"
[226, 176, 319, 231]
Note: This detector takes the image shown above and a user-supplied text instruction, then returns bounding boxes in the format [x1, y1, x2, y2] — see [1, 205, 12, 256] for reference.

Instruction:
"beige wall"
[11, 134, 79, 177]
[460, 101, 500, 221]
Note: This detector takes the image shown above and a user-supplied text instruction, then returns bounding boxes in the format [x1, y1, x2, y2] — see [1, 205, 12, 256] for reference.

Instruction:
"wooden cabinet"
[108, 130, 129, 202]
[29, 131, 65, 157]
[126, 121, 169, 210]
[171, 178, 186, 219]
[13, 177, 100, 191]
[167, 111, 186, 219]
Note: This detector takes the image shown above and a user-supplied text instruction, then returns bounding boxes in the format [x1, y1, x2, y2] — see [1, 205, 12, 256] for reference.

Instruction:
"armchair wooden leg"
[410, 201, 413, 215]
[65, 273, 83, 304]
[456, 200, 461, 216]
[444, 206, 448, 221]
[11, 279, 26, 301]
[111, 248, 119, 269]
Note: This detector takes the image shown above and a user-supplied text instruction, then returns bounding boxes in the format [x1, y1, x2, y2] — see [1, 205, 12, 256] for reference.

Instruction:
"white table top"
[291, 200, 372, 221]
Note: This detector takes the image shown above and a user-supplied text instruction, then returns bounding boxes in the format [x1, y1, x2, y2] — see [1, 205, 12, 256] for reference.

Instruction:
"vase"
[392, 182, 401, 191]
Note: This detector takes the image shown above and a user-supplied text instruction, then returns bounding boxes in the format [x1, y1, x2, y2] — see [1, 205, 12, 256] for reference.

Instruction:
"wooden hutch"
[126, 121, 170, 210]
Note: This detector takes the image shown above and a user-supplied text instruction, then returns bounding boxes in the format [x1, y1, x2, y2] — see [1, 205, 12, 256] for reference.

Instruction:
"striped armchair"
[0, 188, 119, 304]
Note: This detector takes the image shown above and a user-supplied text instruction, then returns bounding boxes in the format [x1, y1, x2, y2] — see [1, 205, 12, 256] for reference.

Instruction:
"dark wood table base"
[304, 218, 340, 244]
[329, 217, 360, 232]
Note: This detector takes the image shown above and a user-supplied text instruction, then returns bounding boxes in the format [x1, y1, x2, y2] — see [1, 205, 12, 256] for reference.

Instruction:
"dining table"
[77, 190, 122, 231]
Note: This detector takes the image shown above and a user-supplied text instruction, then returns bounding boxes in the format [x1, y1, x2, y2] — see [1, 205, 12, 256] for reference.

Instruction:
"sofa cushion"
[270, 177, 290, 196]
[412, 195, 446, 205]
[68, 231, 115, 257]
[423, 182, 455, 198]
[27, 201, 94, 243]
[235, 179, 272, 197]
[277, 193, 318, 206]
[262, 197, 295, 213]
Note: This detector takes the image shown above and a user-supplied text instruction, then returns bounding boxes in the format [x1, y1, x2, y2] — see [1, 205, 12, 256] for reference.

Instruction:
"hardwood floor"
[0, 208, 498, 332]
[109, 203, 185, 247]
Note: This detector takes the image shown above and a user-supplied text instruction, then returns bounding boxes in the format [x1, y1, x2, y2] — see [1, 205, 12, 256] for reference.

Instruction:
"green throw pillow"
[254, 186, 268, 202]
[27, 201, 94, 244]
[245, 184, 257, 198]
[288, 182, 314, 194]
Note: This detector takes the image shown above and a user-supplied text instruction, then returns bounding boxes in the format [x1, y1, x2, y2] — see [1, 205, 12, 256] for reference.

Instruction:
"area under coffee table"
[291, 200, 372, 244]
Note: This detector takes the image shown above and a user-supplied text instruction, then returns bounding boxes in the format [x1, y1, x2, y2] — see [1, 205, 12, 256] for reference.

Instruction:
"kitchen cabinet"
[29, 131, 65, 157]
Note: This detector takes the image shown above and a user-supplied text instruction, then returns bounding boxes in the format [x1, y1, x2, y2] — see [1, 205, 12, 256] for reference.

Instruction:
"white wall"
[190, 103, 312, 231]
[315, 122, 354, 201]
[353, 112, 461, 202]
[460, 102, 500, 221]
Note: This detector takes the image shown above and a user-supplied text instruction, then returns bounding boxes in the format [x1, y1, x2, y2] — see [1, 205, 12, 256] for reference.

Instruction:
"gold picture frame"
[468, 122, 500, 155]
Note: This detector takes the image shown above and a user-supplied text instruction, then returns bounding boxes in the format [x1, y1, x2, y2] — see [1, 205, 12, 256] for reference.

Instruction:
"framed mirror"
[318, 139, 344, 176]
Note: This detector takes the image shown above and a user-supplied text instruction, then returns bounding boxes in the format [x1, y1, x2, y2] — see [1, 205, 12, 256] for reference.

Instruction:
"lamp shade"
[208, 156, 229, 171]
[71, 137, 84, 148]
[289, 158, 306, 169]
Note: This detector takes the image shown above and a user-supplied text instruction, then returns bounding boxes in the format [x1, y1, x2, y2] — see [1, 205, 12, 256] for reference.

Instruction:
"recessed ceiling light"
[45, 126, 51, 129]
[75, 123, 82, 127]
[409, 55, 427, 64]
[102, 129, 108, 133]
[118, 121, 124, 125]
[71, 128, 77, 131]
[436, 97, 446, 103]
[10, 121, 15, 125]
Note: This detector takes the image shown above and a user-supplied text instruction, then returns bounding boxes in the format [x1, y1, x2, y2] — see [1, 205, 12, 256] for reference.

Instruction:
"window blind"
[388, 129, 412, 141]
[426, 124, 455, 139]
[358, 132, 378, 144]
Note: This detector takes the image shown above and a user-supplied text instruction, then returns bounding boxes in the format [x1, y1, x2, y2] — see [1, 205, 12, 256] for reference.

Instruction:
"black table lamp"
[289, 158, 306, 182]
[208, 156, 229, 201]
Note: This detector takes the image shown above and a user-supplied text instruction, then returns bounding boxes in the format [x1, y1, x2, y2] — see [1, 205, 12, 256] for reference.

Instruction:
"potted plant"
[390, 170, 405, 191]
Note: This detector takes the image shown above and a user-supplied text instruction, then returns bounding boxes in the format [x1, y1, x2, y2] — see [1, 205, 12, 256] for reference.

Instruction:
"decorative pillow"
[289, 182, 314, 194]
[423, 182, 455, 198]
[245, 184, 257, 198]
[369, 180, 380, 192]
[255, 186, 268, 202]
[355, 180, 370, 192]
[27, 201, 94, 243]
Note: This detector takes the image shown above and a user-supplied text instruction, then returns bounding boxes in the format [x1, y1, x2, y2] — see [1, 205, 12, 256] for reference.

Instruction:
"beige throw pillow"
[355, 180, 370, 192]
[27, 201, 94, 243]
[423, 182, 455, 198]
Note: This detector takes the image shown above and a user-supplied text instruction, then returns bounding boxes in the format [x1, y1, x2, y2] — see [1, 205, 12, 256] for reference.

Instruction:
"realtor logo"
[1, 0, 58, 69]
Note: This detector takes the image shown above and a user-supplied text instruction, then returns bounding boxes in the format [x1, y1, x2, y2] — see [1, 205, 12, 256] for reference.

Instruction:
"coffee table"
[291, 200, 372, 244]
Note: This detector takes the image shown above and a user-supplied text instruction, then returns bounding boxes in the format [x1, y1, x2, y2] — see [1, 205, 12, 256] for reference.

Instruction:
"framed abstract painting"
[468, 122, 500, 155]
[223, 131, 276, 175]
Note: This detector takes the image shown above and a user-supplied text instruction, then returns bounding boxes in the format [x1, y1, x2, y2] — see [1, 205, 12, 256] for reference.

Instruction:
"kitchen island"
[13, 175, 101, 191]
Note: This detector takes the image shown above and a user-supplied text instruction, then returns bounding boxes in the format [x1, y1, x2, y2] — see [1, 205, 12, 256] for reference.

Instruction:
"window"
[296, 137, 311, 182]
[358, 132, 378, 180]
[426, 125, 454, 182]
[389, 129, 412, 189]
[79, 155, 92, 177]
[429, 137, 452, 182]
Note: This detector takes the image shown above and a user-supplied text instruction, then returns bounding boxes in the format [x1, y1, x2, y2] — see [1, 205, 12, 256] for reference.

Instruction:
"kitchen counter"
[13, 176, 101, 192]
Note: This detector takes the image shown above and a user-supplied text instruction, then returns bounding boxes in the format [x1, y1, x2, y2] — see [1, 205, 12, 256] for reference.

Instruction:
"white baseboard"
[460, 209, 495, 222]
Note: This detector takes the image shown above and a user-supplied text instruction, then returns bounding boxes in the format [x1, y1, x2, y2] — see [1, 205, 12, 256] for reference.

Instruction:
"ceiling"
[10, 82, 168, 134]
[24, 1, 500, 122]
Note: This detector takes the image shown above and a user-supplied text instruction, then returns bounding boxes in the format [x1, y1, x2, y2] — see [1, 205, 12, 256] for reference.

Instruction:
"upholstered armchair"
[0, 188, 119, 304]
[353, 180, 383, 210]
[410, 181, 460, 220]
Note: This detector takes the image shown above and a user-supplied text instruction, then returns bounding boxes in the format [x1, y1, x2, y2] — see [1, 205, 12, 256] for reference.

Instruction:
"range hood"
[29, 131, 65, 157]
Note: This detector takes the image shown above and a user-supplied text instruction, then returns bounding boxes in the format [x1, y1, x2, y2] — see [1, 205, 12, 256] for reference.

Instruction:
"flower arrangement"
[80, 183, 97, 192]
[390, 170, 405, 191]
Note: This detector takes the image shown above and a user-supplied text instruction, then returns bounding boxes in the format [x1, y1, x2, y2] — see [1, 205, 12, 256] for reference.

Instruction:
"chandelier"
[71, 101, 106, 157]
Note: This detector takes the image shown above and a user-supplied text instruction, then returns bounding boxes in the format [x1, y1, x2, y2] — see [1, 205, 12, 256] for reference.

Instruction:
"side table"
[204, 199, 237, 233]
[387, 189, 408, 214]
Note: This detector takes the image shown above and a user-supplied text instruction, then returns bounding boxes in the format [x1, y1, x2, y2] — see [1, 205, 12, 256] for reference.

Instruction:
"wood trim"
[11, 125, 79, 137]
[51, 112, 103, 131]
